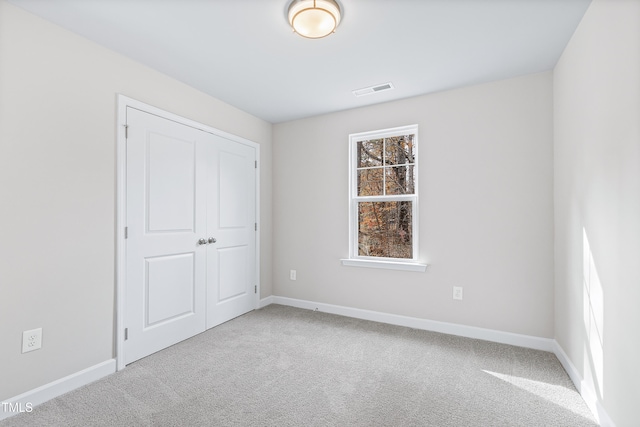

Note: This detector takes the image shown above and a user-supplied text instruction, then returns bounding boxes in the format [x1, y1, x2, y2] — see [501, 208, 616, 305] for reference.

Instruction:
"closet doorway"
[116, 97, 259, 367]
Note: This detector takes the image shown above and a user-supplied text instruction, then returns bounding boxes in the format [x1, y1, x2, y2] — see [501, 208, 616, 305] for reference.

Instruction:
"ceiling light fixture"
[288, 0, 341, 39]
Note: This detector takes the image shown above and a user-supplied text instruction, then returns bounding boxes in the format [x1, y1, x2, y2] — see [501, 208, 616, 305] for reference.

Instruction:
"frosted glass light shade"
[288, 0, 341, 39]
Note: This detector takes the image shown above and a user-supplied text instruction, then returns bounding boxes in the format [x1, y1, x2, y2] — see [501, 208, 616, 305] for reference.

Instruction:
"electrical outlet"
[22, 328, 42, 353]
[290, 270, 297, 280]
[453, 286, 463, 301]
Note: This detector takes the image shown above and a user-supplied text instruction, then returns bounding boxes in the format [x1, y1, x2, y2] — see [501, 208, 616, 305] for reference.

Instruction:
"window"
[342, 125, 426, 272]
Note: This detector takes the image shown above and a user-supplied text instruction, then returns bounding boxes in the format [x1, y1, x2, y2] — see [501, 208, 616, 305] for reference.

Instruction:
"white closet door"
[125, 108, 208, 364]
[206, 135, 257, 329]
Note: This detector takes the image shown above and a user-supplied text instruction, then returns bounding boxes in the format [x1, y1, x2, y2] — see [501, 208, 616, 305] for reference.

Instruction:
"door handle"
[208, 237, 217, 244]
[197, 238, 207, 245]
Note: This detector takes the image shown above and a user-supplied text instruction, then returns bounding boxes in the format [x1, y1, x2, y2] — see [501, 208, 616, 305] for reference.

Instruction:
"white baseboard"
[271, 296, 555, 351]
[258, 295, 274, 308]
[553, 342, 615, 427]
[0, 359, 116, 421]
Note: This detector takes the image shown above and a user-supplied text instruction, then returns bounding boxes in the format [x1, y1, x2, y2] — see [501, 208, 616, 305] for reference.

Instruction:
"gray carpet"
[2, 304, 598, 426]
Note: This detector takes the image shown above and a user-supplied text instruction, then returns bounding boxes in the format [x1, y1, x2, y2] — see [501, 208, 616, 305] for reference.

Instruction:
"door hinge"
[254, 223, 257, 231]
[124, 124, 129, 138]
[124, 328, 128, 341]
[255, 160, 257, 169]
[254, 285, 257, 294]
[124, 227, 128, 239]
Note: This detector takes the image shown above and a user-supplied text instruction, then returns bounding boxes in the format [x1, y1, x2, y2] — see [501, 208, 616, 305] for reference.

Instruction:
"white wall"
[0, 0, 272, 401]
[554, 0, 640, 425]
[273, 72, 554, 338]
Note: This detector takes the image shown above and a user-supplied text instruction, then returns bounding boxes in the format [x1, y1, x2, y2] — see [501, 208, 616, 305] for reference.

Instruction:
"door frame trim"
[115, 95, 261, 371]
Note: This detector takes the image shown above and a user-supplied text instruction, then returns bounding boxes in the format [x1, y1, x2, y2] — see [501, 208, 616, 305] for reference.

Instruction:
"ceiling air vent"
[352, 82, 395, 97]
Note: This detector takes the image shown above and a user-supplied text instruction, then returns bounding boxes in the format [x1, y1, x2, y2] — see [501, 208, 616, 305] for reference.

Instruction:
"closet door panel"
[125, 108, 207, 365]
[206, 137, 257, 329]
[219, 150, 249, 228]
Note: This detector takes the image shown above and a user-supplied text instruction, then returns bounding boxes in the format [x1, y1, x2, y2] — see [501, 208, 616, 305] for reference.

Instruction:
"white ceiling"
[8, 0, 591, 123]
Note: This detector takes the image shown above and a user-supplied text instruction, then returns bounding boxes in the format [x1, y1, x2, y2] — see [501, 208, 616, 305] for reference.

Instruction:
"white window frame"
[341, 124, 427, 272]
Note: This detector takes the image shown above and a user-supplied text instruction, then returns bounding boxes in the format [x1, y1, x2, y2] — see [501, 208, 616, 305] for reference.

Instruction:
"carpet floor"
[1, 304, 598, 426]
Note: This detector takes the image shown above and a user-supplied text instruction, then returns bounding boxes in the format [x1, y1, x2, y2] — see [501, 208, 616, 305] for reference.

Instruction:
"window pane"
[385, 165, 415, 195]
[384, 135, 415, 165]
[358, 168, 384, 196]
[357, 139, 383, 168]
[358, 201, 412, 258]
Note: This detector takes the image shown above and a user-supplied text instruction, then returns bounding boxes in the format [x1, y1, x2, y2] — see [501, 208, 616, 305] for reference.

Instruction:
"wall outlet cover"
[22, 328, 42, 353]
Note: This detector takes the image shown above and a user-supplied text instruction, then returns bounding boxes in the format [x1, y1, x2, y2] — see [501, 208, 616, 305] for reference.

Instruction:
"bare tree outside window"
[353, 132, 416, 259]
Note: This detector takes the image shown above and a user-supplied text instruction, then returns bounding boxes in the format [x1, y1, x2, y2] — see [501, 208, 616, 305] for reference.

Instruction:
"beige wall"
[554, 0, 640, 425]
[273, 71, 554, 338]
[0, 0, 272, 400]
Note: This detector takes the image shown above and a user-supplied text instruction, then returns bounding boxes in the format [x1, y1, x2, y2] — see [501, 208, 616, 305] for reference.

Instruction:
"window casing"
[345, 125, 425, 271]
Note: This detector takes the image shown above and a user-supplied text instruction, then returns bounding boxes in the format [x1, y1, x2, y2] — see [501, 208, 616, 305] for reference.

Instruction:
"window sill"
[340, 258, 428, 272]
